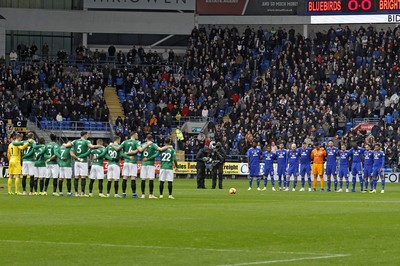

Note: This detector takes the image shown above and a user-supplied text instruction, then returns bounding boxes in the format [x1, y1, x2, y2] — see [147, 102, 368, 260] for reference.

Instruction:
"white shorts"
[159, 169, 174, 182]
[122, 162, 138, 177]
[90, 165, 105, 180]
[74, 162, 88, 177]
[36, 167, 47, 178]
[141, 165, 155, 180]
[59, 167, 72, 179]
[22, 161, 36, 176]
[107, 164, 120, 180]
[47, 164, 59, 178]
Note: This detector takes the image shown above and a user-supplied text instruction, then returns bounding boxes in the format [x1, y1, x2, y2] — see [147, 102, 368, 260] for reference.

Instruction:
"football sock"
[15, 178, 20, 193]
[159, 181, 164, 195]
[58, 179, 63, 193]
[264, 177, 268, 188]
[364, 179, 369, 190]
[256, 177, 260, 188]
[327, 179, 331, 190]
[107, 181, 112, 194]
[44, 178, 50, 192]
[34, 179, 38, 192]
[313, 178, 317, 189]
[334, 179, 338, 191]
[352, 176, 356, 190]
[81, 179, 86, 193]
[168, 181, 173, 195]
[131, 180, 136, 194]
[7, 178, 12, 193]
[248, 177, 253, 188]
[22, 176, 27, 191]
[307, 177, 312, 188]
[320, 178, 324, 189]
[293, 180, 297, 188]
[141, 180, 146, 194]
[278, 176, 282, 187]
[359, 177, 364, 191]
[286, 180, 290, 188]
[270, 177, 274, 187]
[74, 178, 79, 192]
[98, 179, 103, 193]
[89, 179, 95, 193]
[29, 176, 34, 192]
[53, 178, 58, 193]
[114, 181, 119, 194]
[381, 179, 385, 190]
[66, 179, 72, 193]
[149, 180, 154, 194]
[283, 176, 287, 187]
[301, 177, 305, 188]
[122, 179, 127, 193]
[39, 179, 44, 192]
[346, 180, 349, 189]
[339, 180, 343, 189]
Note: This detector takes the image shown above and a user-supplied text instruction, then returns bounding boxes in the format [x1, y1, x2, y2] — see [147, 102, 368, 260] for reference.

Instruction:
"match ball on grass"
[229, 188, 237, 194]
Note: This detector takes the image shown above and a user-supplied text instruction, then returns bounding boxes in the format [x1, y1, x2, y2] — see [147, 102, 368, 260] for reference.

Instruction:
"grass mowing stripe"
[219, 254, 351, 266]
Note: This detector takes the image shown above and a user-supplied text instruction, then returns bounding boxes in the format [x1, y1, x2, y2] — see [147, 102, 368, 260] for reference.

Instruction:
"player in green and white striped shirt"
[88, 139, 106, 197]
[158, 138, 178, 199]
[140, 134, 172, 199]
[120, 131, 151, 198]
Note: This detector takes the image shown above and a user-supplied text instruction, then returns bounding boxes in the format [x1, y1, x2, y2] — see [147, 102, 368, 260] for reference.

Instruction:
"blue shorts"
[249, 165, 260, 177]
[277, 166, 286, 177]
[372, 167, 381, 177]
[300, 164, 311, 176]
[339, 167, 348, 179]
[364, 166, 373, 178]
[287, 165, 299, 176]
[264, 167, 274, 178]
[325, 164, 337, 176]
[351, 163, 362, 176]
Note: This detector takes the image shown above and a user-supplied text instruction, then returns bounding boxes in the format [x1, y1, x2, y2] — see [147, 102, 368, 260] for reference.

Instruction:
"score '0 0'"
[348, 0, 371, 11]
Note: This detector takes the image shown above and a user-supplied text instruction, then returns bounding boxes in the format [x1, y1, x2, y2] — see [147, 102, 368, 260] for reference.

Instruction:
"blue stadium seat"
[84, 122, 90, 130]
[337, 130, 343, 136]
[346, 122, 352, 132]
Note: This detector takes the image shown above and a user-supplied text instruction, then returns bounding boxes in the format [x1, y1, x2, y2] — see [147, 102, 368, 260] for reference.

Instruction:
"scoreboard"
[306, 0, 400, 24]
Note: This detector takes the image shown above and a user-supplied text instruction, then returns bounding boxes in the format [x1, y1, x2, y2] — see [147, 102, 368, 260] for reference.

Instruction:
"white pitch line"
[0, 240, 336, 256]
[219, 254, 350, 266]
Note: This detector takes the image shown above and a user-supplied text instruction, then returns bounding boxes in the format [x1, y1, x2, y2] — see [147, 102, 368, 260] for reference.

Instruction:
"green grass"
[0, 178, 399, 265]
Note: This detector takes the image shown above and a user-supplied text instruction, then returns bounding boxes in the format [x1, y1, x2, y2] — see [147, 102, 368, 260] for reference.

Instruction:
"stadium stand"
[2, 24, 400, 170]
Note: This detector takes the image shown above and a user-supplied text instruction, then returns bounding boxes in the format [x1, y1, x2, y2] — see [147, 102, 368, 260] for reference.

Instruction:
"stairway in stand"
[104, 87, 125, 122]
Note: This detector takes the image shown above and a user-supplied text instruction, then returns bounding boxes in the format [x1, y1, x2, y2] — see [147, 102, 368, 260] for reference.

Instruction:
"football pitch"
[1, 178, 399, 266]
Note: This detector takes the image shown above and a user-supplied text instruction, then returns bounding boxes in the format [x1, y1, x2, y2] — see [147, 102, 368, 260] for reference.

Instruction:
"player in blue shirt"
[276, 143, 288, 191]
[362, 144, 374, 192]
[371, 143, 385, 193]
[286, 144, 300, 191]
[349, 145, 365, 192]
[338, 145, 351, 192]
[247, 142, 263, 190]
[262, 145, 277, 191]
[299, 143, 313, 192]
[325, 141, 339, 192]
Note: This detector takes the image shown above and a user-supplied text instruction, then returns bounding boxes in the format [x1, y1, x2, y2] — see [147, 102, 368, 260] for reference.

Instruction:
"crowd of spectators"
[108, 24, 400, 169]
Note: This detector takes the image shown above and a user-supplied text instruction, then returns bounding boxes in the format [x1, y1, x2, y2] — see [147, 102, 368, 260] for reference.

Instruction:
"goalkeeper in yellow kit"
[7, 133, 30, 195]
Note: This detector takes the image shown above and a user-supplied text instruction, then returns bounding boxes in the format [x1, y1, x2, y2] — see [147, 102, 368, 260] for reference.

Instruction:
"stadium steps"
[104, 87, 125, 120]
[26, 120, 52, 143]
[176, 150, 185, 161]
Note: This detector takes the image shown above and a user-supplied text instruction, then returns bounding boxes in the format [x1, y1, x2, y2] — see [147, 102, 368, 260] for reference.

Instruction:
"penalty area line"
[219, 254, 351, 266]
[0, 240, 339, 256]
